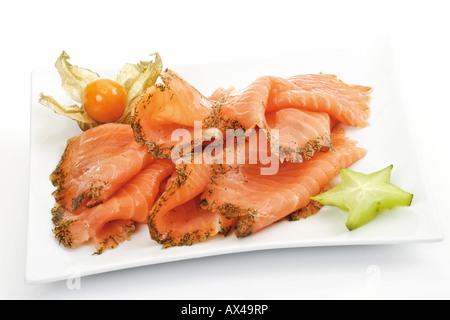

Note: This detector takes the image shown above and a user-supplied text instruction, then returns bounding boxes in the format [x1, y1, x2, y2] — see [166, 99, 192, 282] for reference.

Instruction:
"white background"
[1, 0, 450, 299]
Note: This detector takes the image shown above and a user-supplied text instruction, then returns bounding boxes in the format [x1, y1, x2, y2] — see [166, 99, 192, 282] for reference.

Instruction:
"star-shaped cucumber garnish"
[310, 165, 413, 230]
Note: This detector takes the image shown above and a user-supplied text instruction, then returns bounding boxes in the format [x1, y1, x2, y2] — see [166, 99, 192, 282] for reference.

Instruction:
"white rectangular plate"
[26, 38, 443, 284]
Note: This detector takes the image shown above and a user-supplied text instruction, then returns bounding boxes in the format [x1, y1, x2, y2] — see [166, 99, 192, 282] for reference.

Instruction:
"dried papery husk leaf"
[55, 51, 100, 103]
[116, 62, 147, 93]
[76, 121, 98, 131]
[116, 52, 163, 123]
[39, 93, 96, 124]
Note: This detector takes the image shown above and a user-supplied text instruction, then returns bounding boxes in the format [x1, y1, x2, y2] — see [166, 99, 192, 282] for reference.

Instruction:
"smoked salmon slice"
[266, 108, 332, 162]
[209, 86, 235, 101]
[133, 70, 370, 165]
[200, 129, 367, 237]
[268, 74, 372, 127]
[51, 123, 153, 212]
[52, 160, 175, 253]
[206, 74, 371, 131]
[93, 220, 135, 255]
[148, 161, 235, 248]
[287, 185, 331, 221]
[132, 69, 214, 158]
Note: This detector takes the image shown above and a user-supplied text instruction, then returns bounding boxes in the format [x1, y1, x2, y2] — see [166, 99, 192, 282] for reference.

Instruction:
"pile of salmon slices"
[50, 69, 370, 254]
